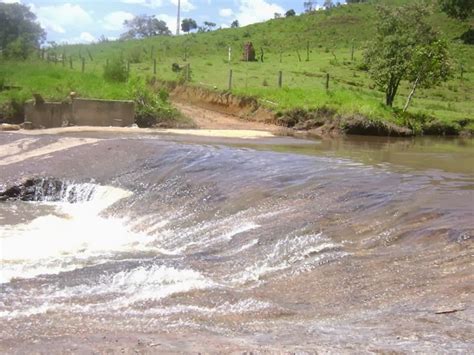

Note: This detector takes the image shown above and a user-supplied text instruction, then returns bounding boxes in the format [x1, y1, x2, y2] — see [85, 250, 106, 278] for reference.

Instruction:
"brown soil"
[172, 101, 280, 132]
[167, 82, 413, 137]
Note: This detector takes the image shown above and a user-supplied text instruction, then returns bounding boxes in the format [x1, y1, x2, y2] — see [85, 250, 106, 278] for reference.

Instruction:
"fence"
[37, 43, 368, 93]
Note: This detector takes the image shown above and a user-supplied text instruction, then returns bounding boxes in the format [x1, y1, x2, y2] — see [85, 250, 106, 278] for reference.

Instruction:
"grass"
[1, 0, 473, 133]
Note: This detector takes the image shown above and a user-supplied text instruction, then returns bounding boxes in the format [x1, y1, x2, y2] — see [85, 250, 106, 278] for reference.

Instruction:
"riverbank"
[1, 59, 473, 137]
[166, 82, 473, 137]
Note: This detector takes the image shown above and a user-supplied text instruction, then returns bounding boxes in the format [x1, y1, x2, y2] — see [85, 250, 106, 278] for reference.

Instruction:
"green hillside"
[1, 0, 473, 134]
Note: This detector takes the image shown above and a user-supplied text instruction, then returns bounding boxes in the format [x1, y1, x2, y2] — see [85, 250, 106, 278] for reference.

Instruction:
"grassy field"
[1, 0, 473, 133]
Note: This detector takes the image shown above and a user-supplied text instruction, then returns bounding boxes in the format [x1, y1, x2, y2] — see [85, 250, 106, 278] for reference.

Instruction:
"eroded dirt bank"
[164, 82, 472, 137]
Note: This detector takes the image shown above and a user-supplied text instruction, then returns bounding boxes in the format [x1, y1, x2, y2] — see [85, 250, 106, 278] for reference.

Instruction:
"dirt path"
[173, 101, 280, 132]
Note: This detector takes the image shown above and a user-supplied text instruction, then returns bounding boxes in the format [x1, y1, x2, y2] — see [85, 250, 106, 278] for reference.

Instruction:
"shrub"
[103, 57, 128, 83]
[128, 78, 178, 128]
[171, 63, 182, 72]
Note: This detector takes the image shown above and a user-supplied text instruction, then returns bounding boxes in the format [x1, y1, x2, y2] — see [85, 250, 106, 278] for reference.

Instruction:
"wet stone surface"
[0, 131, 473, 353]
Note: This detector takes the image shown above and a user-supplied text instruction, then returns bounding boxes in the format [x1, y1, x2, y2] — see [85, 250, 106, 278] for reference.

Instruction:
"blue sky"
[1, 1, 334, 44]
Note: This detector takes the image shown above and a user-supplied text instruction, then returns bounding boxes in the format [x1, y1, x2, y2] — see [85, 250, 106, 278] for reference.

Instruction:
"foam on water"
[230, 233, 347, 285]
[0, 183, 168, 283]
[0, 265, 215, 319]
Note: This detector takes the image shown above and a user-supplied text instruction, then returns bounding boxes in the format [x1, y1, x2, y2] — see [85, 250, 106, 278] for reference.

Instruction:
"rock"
[21, 121, 35, 130]
[0, 123, 21, 131]
[242, 42, 256, 61]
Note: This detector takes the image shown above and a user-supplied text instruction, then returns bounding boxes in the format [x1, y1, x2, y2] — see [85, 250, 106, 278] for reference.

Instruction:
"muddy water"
[0, 132, 473, 353]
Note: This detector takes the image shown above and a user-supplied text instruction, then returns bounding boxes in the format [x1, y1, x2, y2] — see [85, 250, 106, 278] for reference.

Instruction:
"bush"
[103, 57, 128, 83]
[128, 78, 178, 128]
[171, 63, 182, 72]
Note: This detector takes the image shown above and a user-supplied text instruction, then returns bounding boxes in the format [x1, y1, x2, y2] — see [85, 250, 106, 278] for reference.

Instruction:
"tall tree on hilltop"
[121, 15, 171, 39]
[181, 18, 198, 34]
[0, 3, 45, 59]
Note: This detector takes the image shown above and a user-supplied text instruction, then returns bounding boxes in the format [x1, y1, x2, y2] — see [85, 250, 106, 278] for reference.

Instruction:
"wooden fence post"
[153, 59, 157, 75]
[228, 69, 233, 91]
[306, 41, 310, 62]
[81, 58, 85, 73]
[70, 57, 73, 69]
[186, 63, 190, 82]
[296, 49, 302, 62]
[325, 73, 330, 91]
[351, 42, 355, 61]
[278, 71, 283, 88]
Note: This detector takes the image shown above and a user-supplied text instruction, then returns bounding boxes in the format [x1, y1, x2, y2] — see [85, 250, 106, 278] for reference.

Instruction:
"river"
[0, 131, 473, 353]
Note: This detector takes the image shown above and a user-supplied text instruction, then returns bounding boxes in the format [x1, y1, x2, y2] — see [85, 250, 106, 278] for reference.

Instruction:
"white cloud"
[60, 32, 96, 44]
[236, 0, 285, 26]
[219, 8, 233, 17]
[79, 32, 96, 43]
[120, 0, 163, 8]
[157, 14, 177, 35]
[103, 11, 134, 31]
[33, 3, 93, 34]
[0, 0, 21, 3]
[170, 0, 195, 12]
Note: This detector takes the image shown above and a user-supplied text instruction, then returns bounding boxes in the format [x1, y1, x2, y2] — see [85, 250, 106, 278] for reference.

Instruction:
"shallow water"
[0, 133, 473, 352]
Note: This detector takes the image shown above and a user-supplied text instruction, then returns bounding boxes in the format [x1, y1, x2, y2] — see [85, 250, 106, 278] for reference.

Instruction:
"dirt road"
[173, 101, 280, 132]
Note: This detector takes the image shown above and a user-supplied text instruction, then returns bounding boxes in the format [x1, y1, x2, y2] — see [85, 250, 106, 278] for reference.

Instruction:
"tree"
[285, 9, 296, 17]
[203, 21, 216, 32]
[403, 40, 451, 112]
[304, 1, 316, 13]
[324, 0, 335, 9]
[231, 20, 240, 28]
[121, 15, 171, 39]
[438, 0, 473, 20]
[181, 18, 197, 34]
[364, 4, 451, 108]
[0, 3, 45, 59]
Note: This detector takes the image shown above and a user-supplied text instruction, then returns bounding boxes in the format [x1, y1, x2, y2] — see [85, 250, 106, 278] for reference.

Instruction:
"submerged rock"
[0, 178, 65, 202]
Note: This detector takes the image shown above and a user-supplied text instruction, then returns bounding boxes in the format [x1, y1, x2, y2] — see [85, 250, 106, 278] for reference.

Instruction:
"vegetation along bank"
[0, 0, 473, 135]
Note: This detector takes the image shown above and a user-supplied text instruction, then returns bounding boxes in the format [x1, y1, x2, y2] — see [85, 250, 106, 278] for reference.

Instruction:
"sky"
[0, 0, 336, 44]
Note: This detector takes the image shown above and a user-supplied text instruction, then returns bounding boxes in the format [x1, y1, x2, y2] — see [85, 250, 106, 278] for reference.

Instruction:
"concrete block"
[71, 99, 135, 127]
[24, 101, 71, 129]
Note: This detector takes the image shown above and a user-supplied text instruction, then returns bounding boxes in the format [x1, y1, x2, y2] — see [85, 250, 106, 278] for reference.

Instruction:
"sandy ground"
[14, 125, 276, 138]
[173, 101, 280, 132]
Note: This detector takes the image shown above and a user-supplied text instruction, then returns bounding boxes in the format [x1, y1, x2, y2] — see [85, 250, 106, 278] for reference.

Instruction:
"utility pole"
[176, 0, 181, 36]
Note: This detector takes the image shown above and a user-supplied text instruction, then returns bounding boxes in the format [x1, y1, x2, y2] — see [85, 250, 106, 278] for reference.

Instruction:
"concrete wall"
[71, 99, 135, 127]
[24, 102, 71, 129]
[25, 99, 135, 128]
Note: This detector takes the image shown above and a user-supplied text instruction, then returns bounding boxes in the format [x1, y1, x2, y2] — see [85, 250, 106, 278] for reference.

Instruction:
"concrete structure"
[25, 99, 135, 128]
[25, 102, 71, 129]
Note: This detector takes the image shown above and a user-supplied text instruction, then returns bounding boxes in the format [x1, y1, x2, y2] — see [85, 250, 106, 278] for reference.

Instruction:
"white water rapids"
[0, 180, 345, 321]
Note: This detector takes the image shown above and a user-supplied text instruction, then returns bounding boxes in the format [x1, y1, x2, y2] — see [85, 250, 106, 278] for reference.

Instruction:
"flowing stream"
[0, 133, 473, 352]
